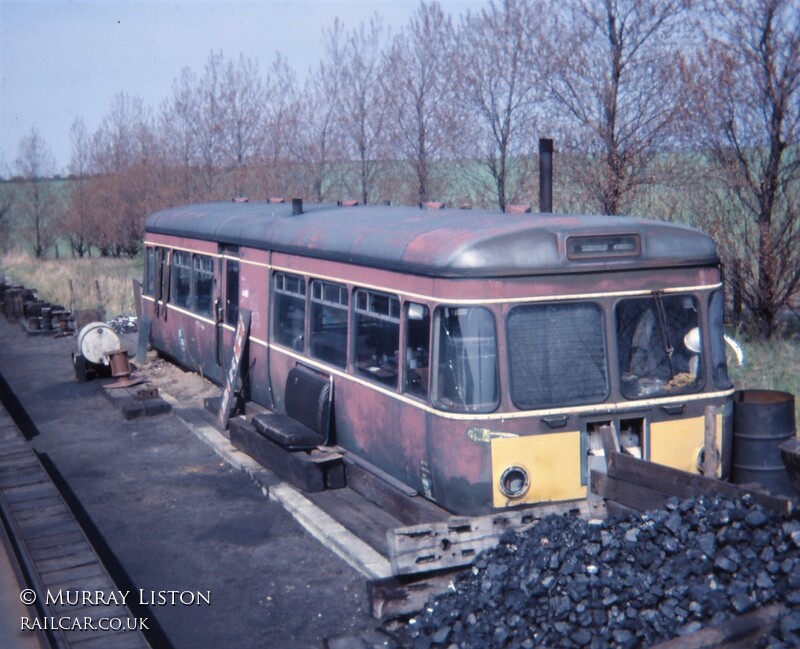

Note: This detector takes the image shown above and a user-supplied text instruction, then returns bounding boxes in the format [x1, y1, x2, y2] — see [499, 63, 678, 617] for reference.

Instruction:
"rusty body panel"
[142, 202, 733, 515]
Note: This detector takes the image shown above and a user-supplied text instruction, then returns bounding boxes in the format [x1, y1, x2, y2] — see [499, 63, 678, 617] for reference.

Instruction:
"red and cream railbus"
[141, 200, 734, 515]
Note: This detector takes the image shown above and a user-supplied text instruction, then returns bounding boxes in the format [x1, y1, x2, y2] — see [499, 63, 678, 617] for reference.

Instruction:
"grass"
[729, 330, 800, 431]
[0, 251, 142, 317]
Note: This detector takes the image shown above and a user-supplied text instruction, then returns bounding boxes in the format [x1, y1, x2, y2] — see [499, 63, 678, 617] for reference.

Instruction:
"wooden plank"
[649, 603, 785, 648]
[229, 417, 327, 492]
[26, 529, 87, 552]
[388, 502, 587, 576]
[307, 488, 403, 555]
[703, 405, 719, 476]
[13, 500, 69, 521]
[3, 481, 61, 503]
[30, 540, 93, 563]
[606, 451, 794, 515]
[36, 548, 99, 573]
[41, 562, 109, 588]
[0, 466, 50, 488]
[6, 494, 65, 516]
[590, 470, 668, 513]
[343, 455, 450, 527]
[369, 571, 463, 619]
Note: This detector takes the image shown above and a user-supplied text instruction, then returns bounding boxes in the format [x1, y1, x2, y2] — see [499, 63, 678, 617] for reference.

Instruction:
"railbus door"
[217, 245, 240, 370]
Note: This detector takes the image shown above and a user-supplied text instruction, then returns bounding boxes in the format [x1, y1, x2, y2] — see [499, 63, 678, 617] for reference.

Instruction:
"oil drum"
[731, 389, 797, 496]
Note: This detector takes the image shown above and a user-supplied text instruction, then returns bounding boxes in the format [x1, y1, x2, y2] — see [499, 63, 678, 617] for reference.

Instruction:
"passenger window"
[354, 289, 400, 387]
[193, 255, 214, 317]
[310, 280, 348, 368]
[172, 251, 191, 308]
[403, 303, 430, 398]
[433, 306, 499, 413]
[273, 272, 306, 351]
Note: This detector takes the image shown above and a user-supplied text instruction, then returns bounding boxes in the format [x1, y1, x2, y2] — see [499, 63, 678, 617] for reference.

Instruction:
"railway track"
[0, 378, 150, 649]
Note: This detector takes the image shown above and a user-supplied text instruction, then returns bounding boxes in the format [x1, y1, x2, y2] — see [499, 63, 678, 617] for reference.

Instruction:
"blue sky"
[0, 0, 484, 174]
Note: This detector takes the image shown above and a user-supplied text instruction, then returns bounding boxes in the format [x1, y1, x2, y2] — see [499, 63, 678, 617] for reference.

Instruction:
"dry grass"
[0, 251, 142, 317]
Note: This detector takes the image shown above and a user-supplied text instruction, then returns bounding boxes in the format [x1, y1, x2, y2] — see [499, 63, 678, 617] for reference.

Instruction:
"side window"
[159, 249, 170, 301]
[273, 272, 306, 351]
[144, 247, 155, 296]
[225, 258, 240, 326]
[433, 306, 499, 413]
[354, 289, 400, 387]
[310, 280, 348, 368]
[709, 290, 733, 389]
[193, 255, 214, 317]
[403, 303, 430, 398]
[172, 251, 191, 308]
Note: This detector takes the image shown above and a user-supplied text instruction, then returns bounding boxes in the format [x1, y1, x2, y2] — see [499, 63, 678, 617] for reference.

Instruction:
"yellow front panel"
[491, 432, 584, 508]
[650, 413, 724, 476]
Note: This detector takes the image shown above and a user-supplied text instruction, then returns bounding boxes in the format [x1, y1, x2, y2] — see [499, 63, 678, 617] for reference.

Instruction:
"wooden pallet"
[0, 404, 150, 648]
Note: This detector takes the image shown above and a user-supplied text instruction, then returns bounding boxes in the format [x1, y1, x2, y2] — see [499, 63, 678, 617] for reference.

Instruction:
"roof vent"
[338, 199, 359, 207]
[268, 197, 285, 204]
[232, 196, 249, 203]
[421, 201, 445, 209]
[292, 198, 303, 215]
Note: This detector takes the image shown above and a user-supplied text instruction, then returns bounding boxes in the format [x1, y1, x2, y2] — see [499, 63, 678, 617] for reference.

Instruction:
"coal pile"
[402, 495, 800, 648]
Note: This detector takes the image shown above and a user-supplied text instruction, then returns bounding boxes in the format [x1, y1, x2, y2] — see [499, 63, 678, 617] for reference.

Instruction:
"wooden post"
[703, 405, 718, 477]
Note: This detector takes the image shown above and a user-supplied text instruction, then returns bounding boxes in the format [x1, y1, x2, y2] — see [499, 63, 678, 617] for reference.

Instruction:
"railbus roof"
[144, 202, 719, 278]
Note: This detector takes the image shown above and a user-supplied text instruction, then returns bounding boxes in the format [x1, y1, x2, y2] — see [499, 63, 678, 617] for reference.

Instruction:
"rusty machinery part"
[103, 348, 145, 389]
[77, 321, 121, 365]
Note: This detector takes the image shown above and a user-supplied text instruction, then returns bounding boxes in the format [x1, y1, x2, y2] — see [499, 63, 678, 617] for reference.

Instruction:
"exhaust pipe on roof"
[539, 138, 553, 214]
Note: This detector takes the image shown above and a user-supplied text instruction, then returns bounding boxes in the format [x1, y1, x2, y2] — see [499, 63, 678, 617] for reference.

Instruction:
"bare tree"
[220, 54, 268, 197]
[338, 15, 391, 205]
[84, 92, 165, 257]
[292, 19, 349, 202]
[161, 66, 202, 203]
[61, 118, 93, 257]
[384, 1, 461, 205]
[545, 0, 696, 215]
[257, 54, 302, 198]
[691, 0, 800, 338]
[192, 51, 227, 199]
[13, 128, 60, 258]
[455, 0, 543, 211]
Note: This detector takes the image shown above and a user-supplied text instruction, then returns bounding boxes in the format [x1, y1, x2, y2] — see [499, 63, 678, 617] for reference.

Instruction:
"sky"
[0, 0, 484, 175]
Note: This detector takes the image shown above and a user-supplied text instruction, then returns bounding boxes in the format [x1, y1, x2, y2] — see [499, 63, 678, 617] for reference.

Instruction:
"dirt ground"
[0, 318, 387, 649]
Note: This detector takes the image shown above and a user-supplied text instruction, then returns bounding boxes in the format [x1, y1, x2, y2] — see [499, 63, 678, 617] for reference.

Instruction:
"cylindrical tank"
[731, 389, 797, 496]
[77, 322, 121, 365]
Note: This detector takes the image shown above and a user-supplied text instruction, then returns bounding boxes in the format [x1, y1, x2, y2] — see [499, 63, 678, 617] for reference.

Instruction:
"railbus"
[141, 200, 735, 516]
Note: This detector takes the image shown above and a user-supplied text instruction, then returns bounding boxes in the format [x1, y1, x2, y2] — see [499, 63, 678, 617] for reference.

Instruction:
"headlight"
[499, 466, 530, 498]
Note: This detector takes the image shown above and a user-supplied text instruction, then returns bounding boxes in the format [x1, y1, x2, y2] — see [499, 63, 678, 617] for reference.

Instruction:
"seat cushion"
[251, 413, 324, 451]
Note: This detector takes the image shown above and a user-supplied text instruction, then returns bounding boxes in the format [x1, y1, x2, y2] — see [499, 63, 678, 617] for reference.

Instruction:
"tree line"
[0, 0, 798, 339]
